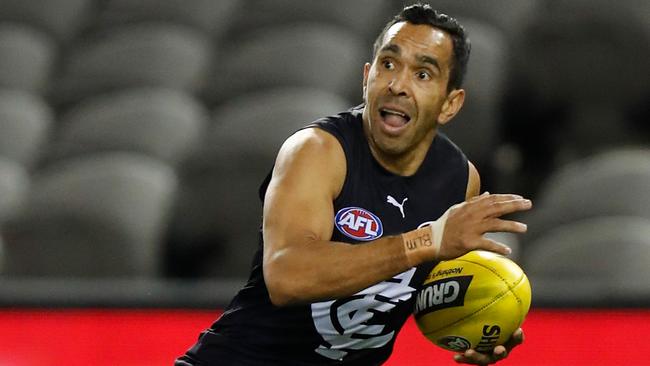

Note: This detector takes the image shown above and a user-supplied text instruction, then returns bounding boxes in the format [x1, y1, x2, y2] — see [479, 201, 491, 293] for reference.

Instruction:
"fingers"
[475, 237, 512, 256]
[453, 329, 525, 365]
[483, 197, 532, 218]
[439, 193, 531, 260]
[481, 218, 528, 234]
[453, 346, 508, 365]
[469, 191, 491, 201]
[454, 348, 507, 365]
[474, 193, 523, 204]
[467, 193, 532, 219]
[504, 328, 525, 350]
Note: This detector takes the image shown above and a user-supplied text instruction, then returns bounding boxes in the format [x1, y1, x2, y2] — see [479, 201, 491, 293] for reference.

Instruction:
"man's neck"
[363, 122, 437, 177]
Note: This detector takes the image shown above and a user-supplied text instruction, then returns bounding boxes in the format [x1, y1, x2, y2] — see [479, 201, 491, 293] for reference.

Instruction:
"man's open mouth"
[380, 108, 411, 128]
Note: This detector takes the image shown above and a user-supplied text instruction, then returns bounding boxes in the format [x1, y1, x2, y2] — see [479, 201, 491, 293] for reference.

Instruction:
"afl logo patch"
[335, 207, 383, 241]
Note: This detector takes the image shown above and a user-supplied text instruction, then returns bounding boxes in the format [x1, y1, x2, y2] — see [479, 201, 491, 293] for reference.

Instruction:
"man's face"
[362, 21, 459, 158]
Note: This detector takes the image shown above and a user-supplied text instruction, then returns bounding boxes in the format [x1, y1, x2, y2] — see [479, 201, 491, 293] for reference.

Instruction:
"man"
[177, 4, 531, 365]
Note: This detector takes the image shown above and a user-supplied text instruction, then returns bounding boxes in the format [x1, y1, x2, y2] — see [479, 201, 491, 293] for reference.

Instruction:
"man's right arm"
[262, 128, 532, 307]
[262, 128, 415, 306]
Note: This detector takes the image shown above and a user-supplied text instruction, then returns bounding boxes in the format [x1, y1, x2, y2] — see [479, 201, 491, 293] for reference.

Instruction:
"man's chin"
[371, 137, 408, 157]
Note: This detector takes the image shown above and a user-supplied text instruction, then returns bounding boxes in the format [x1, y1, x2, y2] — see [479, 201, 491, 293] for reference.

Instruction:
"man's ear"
[437, 88, 465, 125]
[363, 63, 371, 88]
[362, 62, 371, 99]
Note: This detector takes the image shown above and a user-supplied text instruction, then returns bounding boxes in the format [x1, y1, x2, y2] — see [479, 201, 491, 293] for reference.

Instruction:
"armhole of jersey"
[437, 132, 470, 203]
[304, 124, 351, 206]
[462, 158, 471, 199]
[456, 146, 470, 202]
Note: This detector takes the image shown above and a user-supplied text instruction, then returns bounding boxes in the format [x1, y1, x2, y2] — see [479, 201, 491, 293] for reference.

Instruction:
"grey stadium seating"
[524, 148, 650, 243]
[0, 157, 29, 223]
[95, 0, 239, 36]
[48, 87, 208, 166]
[205, 23, 365, 105]
[0, 89, 53, 167]
[0, 23, 55, 93]
[2, 153, 177, 278]
[53, 23, 213, 107]
[398, 0, 541, 39]
[0, 0, 93, 42]
[523, 216, 650, 306]
[227, 0, 393, 42]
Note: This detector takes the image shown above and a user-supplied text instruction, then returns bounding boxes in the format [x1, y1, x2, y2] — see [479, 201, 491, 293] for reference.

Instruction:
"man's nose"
[388, 73, 408, 97]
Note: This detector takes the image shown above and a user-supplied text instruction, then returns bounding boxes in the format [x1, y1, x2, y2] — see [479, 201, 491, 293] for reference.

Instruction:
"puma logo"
[386, 195, 408, 218]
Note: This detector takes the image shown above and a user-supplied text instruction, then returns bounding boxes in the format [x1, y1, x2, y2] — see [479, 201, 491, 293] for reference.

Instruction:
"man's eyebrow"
[417, 55, 440, 71]
[379, 43, 400, 55]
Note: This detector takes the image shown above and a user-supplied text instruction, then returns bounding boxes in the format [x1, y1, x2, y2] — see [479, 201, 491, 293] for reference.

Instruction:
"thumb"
[476, 237, 512, 256]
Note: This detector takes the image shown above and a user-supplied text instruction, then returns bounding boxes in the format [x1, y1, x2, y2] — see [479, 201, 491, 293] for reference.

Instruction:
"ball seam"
[454, 257, 526, 303]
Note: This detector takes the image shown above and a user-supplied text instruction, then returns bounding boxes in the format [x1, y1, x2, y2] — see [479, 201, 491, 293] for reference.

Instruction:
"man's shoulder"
[306, 104, 364, 145]
[311, 104, 362, 123]
[287, 127, 343, 154]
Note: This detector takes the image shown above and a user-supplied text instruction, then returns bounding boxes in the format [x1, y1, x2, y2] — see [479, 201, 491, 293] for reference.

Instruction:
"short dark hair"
[372, 3, 471, 91]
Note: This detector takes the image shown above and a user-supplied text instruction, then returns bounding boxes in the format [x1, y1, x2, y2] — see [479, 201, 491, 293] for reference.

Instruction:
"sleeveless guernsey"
[177, 105, 469, 365]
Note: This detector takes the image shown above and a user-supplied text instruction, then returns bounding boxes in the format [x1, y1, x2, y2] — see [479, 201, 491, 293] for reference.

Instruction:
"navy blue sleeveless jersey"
[177, 105, 469, 365]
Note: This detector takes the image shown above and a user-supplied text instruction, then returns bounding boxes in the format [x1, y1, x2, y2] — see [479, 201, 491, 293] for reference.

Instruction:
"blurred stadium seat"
[0, 157, 27, 274]
[0, 233, 3, 273]
[523, 216, 650, 306]
[95, 0, 239, 36]
[0, 89, 52, 167]
[399, 0, 540, 38]
[168, 88, 348, 277]
[2, 153, 177, 278]
[0, 0, 93, 42]
[204, 23, 364, 105]
[544, 0, 650, 34]
[0, 157, 29, 223]
[524, 148, 650, 243]
[53, 23, 213, 108]
[48, 87, 208, 166]
[0, 23, 56, 93]
[227, 0, 392, 42]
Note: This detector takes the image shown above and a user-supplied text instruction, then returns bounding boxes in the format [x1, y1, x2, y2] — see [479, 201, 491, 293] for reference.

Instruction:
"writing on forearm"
[401, 226, 437, 266]
[404, 232, 432, 251]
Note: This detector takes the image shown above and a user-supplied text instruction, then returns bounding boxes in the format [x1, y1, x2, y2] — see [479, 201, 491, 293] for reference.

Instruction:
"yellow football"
[414, 250, 531, 353]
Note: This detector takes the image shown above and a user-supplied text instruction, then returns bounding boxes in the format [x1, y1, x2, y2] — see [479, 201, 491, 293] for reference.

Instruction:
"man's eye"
[417, 71, 431, 80]
[382, 60, 395, 70]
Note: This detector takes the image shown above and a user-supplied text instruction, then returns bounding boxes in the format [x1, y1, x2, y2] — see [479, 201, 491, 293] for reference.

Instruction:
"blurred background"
[0, 0, 648, 365]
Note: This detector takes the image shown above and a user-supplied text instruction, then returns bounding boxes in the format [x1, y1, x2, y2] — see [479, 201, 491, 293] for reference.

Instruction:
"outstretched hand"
[453, 328, 524, 365]
[437, 193, 532, 260]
